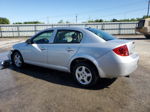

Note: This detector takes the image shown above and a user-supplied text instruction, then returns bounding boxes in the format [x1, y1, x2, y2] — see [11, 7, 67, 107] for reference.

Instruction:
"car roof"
[43, 26, 87, 32]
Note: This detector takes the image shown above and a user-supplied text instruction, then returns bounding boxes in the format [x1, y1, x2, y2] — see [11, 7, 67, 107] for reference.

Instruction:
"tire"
[144, 35, 150, 39]
[12, 51, 24, 68]
[72, 62, 99, 88]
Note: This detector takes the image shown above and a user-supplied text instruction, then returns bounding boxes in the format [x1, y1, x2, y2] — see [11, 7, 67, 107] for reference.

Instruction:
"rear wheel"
[12, 51, 24, 68]
[144, 35, 150, 39]
[72, 62, 99, 88]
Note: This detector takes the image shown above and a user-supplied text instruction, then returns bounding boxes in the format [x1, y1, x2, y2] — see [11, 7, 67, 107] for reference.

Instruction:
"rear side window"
[86, 28, 116, 41]
[138, 20, 145, 28]
[54, 30, 83, 43]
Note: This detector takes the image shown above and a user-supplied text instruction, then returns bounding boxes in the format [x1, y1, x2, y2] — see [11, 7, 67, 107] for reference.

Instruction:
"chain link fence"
[0, 22, 139, 38]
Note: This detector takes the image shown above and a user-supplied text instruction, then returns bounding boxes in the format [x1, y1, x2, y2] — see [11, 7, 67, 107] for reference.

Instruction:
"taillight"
[113, 45, 129, 56]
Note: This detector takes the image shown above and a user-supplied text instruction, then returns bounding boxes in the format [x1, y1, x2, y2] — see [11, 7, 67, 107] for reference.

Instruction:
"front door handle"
[41, 48, 47, 51]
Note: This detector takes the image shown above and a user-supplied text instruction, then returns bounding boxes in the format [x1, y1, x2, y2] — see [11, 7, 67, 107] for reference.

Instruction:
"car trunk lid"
[105, 39, 135, 55]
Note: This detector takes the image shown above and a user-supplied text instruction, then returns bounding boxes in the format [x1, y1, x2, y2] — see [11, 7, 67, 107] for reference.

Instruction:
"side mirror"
[26, 39, 32, 44]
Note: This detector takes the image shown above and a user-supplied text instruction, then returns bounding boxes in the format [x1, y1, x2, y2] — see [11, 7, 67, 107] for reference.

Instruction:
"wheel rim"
[75, 66, 92, 85]
[14, 53, 22, 67]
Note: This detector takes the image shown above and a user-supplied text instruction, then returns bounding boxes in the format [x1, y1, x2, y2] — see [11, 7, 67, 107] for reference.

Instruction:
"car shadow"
[8, 64, 116, 90]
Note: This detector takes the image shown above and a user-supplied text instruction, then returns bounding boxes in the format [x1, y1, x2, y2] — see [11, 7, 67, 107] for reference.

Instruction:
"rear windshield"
[138, 20, 145, 28]
[86, 28, 116, 41]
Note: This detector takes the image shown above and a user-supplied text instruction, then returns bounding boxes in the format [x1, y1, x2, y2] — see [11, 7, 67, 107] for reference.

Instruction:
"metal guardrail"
[0, 22, 139, 37]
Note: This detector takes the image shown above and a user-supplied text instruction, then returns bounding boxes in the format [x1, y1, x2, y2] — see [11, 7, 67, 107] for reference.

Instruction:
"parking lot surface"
[0, 36, 150, 112]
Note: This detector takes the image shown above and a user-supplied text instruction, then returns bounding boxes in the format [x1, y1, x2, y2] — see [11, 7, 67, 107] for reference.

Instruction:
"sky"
[0, 0, 148, 24]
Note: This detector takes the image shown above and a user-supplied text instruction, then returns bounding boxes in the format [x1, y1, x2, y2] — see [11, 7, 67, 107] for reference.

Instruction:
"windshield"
[86, 28, 116, 41]
[138, 20, 145, 28]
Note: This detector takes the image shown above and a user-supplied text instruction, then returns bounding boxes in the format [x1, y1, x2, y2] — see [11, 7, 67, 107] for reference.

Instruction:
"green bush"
[23, 21, 43, 24]
[0, 17, 10, 24]
[13, 22, 22, 24]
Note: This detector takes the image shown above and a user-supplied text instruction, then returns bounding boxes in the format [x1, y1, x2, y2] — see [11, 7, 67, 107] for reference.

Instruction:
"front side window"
[54, 30, 83, 43]
[32, 30, 53, 44]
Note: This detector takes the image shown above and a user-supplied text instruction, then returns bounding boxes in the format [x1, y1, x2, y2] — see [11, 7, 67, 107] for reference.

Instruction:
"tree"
[143, 15, 150, 19]
[99, 19, 103, 22]
[0, 17, 10, 24]
[13, 22, 22, 24]
[58, 20, 64, 24]
[111, 18, 118, 22]
[88, 19, 103, 23]
[88, 20, 94, 23]
[130, 18, 137, 22]
[23, 21, 43, 24]
[95, 19, 103, 22]
[13, 21, 44, 24]
[66, 21, 70, 23]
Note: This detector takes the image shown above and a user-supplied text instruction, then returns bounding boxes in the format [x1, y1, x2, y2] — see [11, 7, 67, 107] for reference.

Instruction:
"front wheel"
[12, 52, 24, 68]
[72, 62, 99, 88]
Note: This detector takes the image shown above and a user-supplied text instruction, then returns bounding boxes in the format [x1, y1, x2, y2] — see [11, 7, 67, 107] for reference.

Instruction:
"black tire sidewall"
[72, 62, 99, 88]
[12, 52, 24, 68]
[144, 35, 150, 39]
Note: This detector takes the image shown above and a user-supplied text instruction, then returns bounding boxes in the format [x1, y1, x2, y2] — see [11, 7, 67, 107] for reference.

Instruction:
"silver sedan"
[8, 27, 139, 87]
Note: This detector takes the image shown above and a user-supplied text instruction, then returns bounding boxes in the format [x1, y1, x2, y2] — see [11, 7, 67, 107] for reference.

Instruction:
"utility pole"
[75, 14, 78, 24]
[147, 0, 150, 17]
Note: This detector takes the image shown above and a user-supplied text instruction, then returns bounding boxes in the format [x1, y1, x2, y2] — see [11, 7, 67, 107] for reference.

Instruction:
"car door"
[22, 30, 54, 65]
[47, 30, 83, 70]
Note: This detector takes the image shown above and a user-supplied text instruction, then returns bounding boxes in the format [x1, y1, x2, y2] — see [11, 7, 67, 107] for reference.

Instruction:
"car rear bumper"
[97, 52, 139, 78]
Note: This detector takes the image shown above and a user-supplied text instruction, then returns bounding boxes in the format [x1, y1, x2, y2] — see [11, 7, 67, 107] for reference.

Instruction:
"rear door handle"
[66, 48, 74, 52]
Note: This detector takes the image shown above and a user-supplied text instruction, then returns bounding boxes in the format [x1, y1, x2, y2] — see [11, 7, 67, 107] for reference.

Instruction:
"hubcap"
[14, 53, 22, 67]
[75, 66, 92, 85]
